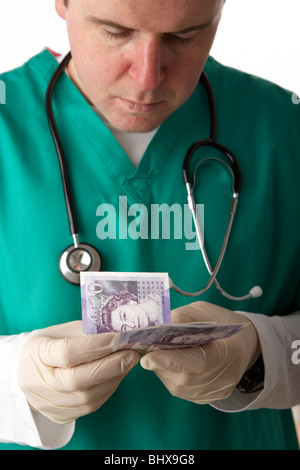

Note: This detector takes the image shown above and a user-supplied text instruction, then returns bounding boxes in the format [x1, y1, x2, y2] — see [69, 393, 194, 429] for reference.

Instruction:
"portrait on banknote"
[81, 272, 171, 334]
[112, 322, 247, 354]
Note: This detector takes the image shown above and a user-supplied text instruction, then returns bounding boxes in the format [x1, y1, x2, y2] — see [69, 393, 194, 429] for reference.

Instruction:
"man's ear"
[55, 0, 67, 20]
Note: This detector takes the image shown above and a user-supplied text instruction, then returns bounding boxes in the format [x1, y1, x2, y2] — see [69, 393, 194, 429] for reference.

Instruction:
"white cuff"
[212, 311, 300, 412]
[0, 332, 75, 449]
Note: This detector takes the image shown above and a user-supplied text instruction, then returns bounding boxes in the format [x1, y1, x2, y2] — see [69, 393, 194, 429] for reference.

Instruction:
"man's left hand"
[140, 301, 261, 403]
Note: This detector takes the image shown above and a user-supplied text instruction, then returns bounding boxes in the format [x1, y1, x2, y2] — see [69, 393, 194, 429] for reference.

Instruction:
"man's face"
[56, 0, 224, 132]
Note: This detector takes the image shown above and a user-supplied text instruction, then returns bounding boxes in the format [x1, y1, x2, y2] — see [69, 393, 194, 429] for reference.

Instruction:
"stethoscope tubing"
[46, 52, 102, 285]
[183, 139, 242, 195]
[171, 75, 261, 300]
[45, 51, 262, 300]
[46, 52, 77, 236]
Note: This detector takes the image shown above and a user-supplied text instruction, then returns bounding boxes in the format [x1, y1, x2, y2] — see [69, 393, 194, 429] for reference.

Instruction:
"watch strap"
[236, 353, 265, 394]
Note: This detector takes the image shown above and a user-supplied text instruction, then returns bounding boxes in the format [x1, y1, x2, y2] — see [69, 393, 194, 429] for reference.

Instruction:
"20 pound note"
[80, 271, 248, 354]
[81, 272, 171, 334]
[112, 322, 247, 355]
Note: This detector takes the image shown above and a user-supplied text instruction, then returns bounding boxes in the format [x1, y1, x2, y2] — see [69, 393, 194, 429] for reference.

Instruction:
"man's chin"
[100, 101, 174, 133]
[107, 112, 169, 133]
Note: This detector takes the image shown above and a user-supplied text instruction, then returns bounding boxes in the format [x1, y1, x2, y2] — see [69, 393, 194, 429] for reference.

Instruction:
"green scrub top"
[0, 50, 299, 450]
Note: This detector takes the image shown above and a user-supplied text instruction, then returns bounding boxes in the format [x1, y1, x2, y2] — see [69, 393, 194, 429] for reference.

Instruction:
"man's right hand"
[18, 321, 139, 424]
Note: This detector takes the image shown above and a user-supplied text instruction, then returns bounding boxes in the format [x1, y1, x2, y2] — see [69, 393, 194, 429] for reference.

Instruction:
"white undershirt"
[92, 107, 159, 167]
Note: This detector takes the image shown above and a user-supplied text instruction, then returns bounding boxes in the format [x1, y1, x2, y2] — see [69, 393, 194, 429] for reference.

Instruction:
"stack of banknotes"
[80, 272, 247, 354]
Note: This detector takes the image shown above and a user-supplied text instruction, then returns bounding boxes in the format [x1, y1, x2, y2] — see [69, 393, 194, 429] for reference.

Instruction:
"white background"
[0, 0, 299, 95]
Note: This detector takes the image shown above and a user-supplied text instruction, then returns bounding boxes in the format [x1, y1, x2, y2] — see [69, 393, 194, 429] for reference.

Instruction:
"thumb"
[32, 323, 117, 368]
[171, 301, 232, 324]
[171, 301, 213, 324]
[40, 320, 86, 339]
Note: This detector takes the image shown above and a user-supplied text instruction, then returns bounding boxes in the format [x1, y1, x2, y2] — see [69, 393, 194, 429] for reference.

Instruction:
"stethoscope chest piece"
[59, 243, 102, 285]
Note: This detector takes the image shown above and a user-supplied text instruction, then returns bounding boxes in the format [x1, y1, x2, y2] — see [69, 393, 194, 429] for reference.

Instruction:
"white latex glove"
[140, 301, 261, 404]
[18, 321, 139, 424]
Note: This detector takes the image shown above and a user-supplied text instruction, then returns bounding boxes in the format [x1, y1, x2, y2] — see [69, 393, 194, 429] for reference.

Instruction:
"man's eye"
[157, 31, 198, 47]
[103, 28, 131, 39]
[170, 33, 197, 45]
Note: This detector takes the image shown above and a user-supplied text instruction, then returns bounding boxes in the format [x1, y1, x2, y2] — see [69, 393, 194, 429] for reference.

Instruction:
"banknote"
[112, 322, 248, 355]
[81, 272, 171, 334]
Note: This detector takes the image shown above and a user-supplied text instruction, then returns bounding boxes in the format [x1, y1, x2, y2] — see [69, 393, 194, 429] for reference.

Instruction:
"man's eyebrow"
[86, 17, 135, 31]
[172, 20, 215, 34]
[86, 16, 215, 34]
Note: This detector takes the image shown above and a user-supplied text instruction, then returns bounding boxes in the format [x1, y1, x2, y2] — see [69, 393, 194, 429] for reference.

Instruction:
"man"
[0, 0, 299, 449]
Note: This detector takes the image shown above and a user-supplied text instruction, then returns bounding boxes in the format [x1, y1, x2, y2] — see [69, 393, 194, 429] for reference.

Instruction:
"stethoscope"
[46, 51, 262, 301]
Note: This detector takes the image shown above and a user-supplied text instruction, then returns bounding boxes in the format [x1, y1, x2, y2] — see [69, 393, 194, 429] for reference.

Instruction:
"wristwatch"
[236, 354, 265, 394]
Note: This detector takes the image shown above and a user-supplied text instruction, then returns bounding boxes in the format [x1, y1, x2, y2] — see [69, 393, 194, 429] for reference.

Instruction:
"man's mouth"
[117, 97, 164, 114]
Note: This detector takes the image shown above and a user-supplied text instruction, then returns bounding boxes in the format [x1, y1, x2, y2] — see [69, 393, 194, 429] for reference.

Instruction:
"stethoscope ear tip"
[249, 286, 263, 298]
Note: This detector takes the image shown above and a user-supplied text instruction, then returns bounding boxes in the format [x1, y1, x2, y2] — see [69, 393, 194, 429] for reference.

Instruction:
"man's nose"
[128, 37, 166, 91]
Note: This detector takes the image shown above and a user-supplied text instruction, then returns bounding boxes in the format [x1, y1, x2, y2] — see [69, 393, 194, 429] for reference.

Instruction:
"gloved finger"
[39, 321, 85, 338]
[33, 330, 118, 368]
[34, 375, 127, 424]
[140, 340, 227, 374]
[154, 369, 235, 403]
[46, 350, 139, 392]
[34, 372, 127, 411]
[151, 351, 235, 390]
[171, 301, 241, 325]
